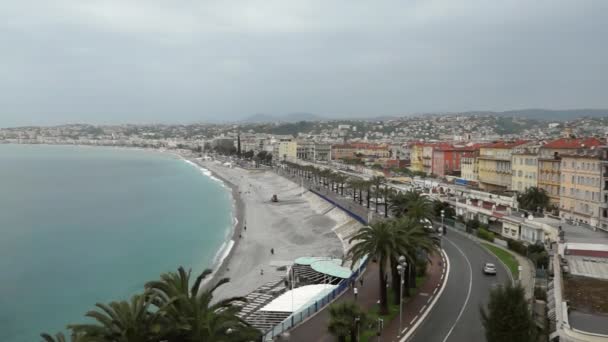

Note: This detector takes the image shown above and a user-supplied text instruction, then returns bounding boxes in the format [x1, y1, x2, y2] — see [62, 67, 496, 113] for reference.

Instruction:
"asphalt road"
[405, 231, 511, 342]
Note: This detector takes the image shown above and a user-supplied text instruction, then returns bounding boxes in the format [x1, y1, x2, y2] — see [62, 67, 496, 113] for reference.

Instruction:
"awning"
[311, 260, 353, 279]
[260, 284, 337, 313]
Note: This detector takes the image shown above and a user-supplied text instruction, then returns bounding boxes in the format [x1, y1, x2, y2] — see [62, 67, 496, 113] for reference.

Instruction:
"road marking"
[400, 248, 450, 341]
[420, 305, 427, 312]
[410, 315, 418, 324]
[440, 238, 473, 342]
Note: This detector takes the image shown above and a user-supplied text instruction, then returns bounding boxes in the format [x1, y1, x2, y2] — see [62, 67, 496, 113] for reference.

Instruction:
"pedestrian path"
[288, 252, 446, 342]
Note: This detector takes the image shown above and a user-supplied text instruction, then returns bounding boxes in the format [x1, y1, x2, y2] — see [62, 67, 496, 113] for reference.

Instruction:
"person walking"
[354, 287, 358, 301]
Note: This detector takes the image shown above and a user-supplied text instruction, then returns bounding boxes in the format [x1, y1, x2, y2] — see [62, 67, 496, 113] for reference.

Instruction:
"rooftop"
[542, 137, 604, 149]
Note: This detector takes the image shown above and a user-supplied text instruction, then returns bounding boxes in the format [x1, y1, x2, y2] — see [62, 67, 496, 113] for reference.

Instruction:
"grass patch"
[481, 243, 519, 279]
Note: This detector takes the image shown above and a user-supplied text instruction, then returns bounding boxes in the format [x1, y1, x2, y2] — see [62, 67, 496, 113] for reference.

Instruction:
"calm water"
[0, 144, 233, 342]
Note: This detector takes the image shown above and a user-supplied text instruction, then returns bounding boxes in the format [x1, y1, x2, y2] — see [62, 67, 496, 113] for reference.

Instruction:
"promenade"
[276, 167, 447, 342]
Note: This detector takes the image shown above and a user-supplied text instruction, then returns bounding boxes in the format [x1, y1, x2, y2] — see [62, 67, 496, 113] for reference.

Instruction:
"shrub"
[507, 239, 528, 255]
[534, 287, 547, 301]
[477, 228, 495, 242]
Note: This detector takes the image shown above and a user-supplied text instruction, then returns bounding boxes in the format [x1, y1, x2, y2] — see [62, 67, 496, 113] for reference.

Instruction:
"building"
[432, 146, 478, 178]
[538, 137, 604, 205]
[273, 138, 297, 162]
[511, 150, 538, 193]
[296, 142, 331, 162]
[478, 140, 528, 191]
[601, 148, 608, 230]
[460, 153, 479, 183]
[422, 145, 435, 175]
[331, 143, 390, 160]
[410, 143, 424, 172]
[560, 151, 603, 228]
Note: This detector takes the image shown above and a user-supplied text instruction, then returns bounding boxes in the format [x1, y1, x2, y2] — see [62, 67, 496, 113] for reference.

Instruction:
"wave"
[182, 159, 226, 186]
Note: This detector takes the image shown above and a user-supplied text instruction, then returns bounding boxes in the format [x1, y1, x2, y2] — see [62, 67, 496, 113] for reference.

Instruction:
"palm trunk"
[341, 184, 344, 196]
[379, 260, 389, 315]
[359, 189, 363, 205]
[350, 323, 357, 342]
[366, 190, 371, 208]
[375, 190, 380, 213]
[409, 262, 417, 290]
[384, 196, 389, 218]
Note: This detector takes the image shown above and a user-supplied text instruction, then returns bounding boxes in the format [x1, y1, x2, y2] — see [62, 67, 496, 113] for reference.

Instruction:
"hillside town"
[3, 113, 608, 341]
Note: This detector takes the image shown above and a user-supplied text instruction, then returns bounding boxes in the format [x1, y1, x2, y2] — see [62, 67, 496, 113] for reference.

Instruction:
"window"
[518, 170, 523, 177]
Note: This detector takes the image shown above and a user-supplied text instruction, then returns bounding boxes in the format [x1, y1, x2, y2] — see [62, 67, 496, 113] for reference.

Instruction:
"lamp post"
[440, 209, 445, 234]
[397, 255, 407, 335]
[355, 316, 360, 342]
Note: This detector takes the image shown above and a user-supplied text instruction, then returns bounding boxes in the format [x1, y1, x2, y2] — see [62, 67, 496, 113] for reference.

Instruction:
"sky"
[1, 0, 607, 127]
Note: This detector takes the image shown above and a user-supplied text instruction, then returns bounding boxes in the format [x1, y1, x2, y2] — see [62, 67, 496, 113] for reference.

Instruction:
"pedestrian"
[354, 287, 358, 301]
[260, 269, 264, 276]
[270, 248, 274, 255]
[359, 277, 364, 287]
[239, 234, 242, 238]
[243, 225, 247, 231]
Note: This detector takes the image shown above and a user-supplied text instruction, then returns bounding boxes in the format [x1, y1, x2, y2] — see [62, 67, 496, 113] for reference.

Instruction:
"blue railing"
[261, 256, 368, 341]
[309, 189, 368, 225]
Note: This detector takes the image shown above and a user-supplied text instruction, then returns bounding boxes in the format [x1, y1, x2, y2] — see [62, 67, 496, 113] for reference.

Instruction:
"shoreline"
[187, 158, 246, 283]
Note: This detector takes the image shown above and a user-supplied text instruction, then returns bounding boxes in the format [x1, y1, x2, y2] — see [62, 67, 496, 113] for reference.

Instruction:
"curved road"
[405, 231, 511, 342]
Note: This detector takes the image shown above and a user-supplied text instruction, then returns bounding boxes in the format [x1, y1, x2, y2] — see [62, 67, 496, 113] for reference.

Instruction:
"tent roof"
[260, 284, 337, 313]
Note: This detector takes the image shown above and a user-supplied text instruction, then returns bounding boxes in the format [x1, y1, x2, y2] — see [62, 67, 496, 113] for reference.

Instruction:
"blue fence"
[309, 189, 368, 225]
[261, 256, 368, 341]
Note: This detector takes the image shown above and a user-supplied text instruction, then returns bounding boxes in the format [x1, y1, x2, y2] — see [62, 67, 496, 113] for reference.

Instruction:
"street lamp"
[440, 209, 445, 234]
[397, 255, 407, 336]
[354, 316, 360, 342]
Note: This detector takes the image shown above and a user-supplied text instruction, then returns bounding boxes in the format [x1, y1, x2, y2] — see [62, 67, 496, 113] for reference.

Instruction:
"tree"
[369, 176, 386, 213]
[145, 267, 260, 341]
[390, 217, 440, 300]
[40, 332, 88, 342]
[432, 200, 455, 220]
[389, 191, 433, 223]
[349, 221, 405, 315]
[517, 187, 550, 212]
[327, 301, 368, 342]
[481, 284, 537, 342]
[68, 292, 163, 342]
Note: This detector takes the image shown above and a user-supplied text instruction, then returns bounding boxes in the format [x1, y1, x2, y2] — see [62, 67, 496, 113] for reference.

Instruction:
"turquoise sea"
[0, 144, 233, 342]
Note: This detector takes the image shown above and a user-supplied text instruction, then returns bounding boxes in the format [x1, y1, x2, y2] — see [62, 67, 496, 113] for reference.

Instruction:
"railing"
[261, 257, 369, 341]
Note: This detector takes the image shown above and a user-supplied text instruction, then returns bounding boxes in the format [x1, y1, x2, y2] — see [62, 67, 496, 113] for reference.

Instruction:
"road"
[405, 231, 511, 342]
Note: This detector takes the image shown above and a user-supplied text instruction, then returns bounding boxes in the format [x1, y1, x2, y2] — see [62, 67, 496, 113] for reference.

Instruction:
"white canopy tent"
[259, 284, 337, 313]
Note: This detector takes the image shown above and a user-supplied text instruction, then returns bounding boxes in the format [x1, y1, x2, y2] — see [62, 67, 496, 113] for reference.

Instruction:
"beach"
[192, 158, 348, 300]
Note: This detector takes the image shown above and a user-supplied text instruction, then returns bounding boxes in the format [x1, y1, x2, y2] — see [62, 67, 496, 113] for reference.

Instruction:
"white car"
[483, 263, 497, 275]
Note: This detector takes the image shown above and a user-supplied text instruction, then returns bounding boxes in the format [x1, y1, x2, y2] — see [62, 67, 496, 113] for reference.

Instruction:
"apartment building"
[331, 143, 390, 160]
[422, 145, 435, 175]
[273, 138, 297, 161]
[538, 137, 604, 205]
[601, 148, 608, 230]
[432, 146, 477, 178]
[478, 140, 527, 191]
[410, 143, 424, 172]
[560, 152, 603, 228]
[461, 153, 479, 183]
[511, 150, 538, 192]
[296, 142, 331, 162]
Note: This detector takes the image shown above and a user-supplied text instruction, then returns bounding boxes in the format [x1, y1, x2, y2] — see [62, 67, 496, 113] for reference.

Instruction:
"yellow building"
[409, 143, 424, 172]
[511, 151, 538, 192]
[560, 153, 603, 228]
[538, 137, 604, 205]
[478, 141, 527, 191]
[273, 139, 297, 161]
[460, 154, 479, 182]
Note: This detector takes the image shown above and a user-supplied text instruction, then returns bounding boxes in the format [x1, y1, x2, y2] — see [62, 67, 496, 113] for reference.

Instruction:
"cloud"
[0, 0, 607, 126]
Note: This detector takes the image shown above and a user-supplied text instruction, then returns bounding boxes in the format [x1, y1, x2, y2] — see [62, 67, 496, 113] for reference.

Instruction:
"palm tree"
[517, 187, 550, 212]
[334, 174, 349, 196]
[145, 267, 260, 341]
[40, 332, 88, 342]
[349, 221, 404, 315]
[348, 179, 361, 202]
[68, 292, 163, 342]
[369, 176, 386, 213]
[406, 195, 434, 224]
[327, 301, 368, 342]
[390, 217, 440, 300]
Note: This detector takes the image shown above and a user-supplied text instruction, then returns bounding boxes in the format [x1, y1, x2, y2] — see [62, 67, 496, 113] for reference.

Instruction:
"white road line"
[440, 238, 473, 342]
[433, 288, 438, 295]
[400, 248, 450, 342]
[420, 305, 427, 312]
[410, 315, 418, 324]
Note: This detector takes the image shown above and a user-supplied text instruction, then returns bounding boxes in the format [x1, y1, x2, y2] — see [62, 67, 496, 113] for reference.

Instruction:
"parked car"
[483, 262, 497, 275]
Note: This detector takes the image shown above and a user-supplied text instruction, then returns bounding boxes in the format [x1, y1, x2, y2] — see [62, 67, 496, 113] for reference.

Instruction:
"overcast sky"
[1, 0, 607, 127]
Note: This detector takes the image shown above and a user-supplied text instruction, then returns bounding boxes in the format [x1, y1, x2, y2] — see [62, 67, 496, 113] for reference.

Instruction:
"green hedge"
[477, 228, 495, 242]
[507, 239, 528, 255]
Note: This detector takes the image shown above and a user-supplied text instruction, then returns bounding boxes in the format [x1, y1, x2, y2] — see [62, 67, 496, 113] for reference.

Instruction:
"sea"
[0, 144, 234, 342]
